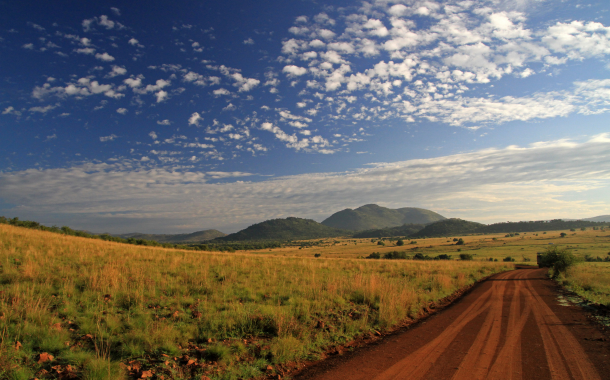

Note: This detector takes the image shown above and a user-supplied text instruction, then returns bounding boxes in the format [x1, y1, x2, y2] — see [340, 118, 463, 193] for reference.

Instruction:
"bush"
[456, 238, 465, 245]
[503, 256, 515, 262]
[539, 246, 578, 279]
[383, 251, 407, 260]
[377, 241, 385, 246]
[314, 253, 321, 258]
[366, 252, 380, 259]
[560, 232, 567, 237]
[459, 253, 473, 261]
[396, 239, 404, 246]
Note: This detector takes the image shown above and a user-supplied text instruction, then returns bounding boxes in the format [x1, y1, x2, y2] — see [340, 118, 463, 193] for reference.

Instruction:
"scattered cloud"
[95, 52, 115, 61]
[116, 108, 128, 114]
[100, 134, 118, 142]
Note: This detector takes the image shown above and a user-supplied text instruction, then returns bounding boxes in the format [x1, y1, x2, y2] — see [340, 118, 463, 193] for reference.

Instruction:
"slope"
[217, 217, 349, 241]
[116, 229, 226, 243]
[321, 204, 445, 231]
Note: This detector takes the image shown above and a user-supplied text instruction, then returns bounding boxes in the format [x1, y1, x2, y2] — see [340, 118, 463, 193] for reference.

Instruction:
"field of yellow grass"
[0, 224, 513, 380]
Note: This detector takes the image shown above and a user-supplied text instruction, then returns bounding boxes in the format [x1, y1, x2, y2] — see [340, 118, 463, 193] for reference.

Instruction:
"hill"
[116, 229, 226, 243]
[409, 218, 609, 238]
[581, 215, 610, 223]
[410, 218, 485, 237]
[353, 224, 426, 238]
[217, 217, 349, 241]
[321, 204, 446, 231]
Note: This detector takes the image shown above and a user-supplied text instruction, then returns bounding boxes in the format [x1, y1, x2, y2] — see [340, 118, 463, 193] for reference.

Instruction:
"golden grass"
[0, 224, 512, 380]
[561, 262, 610, 306]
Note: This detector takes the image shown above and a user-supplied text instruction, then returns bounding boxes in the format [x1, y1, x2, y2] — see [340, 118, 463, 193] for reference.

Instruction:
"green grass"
[0, 224, 512, 379]
[559, 262, 610, 306]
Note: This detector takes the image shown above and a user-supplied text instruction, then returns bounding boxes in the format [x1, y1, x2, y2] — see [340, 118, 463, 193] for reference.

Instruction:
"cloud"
[33, 78, 125, 100]
[155, 90, 168, 103]
[1, 136, 608, 233]
[213, 88, 231, 96]
[22, 43, 34, 50]
[106, 65, 127, 78]
[116, 108, 128, 114]
[100, 134, 118, 142]
[188, 112, 202, 126]
[29, 104, 58, 114]
[149, 131, 158, 140]
[75, 47, 96, 55]
[95, 52, 115, 62]
[283, 65, 308, 77]
[243, 38, 255, 45]
[157, 119, 172, 125]
[2, 106, 22, 116]
[111, 7, 121, 16]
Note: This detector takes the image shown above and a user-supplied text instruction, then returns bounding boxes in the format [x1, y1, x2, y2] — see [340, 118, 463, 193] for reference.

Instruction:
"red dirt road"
[295, 268, 610, 380]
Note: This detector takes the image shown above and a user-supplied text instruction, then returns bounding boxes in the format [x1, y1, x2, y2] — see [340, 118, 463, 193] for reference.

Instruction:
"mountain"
[581, 215, 610, 223]
[115, 229, 226, 243]
[353, 224, 426, 239]
[217, 217, 349, 241]
[410, 219, 485, 238]
[321, 204, 446, 231]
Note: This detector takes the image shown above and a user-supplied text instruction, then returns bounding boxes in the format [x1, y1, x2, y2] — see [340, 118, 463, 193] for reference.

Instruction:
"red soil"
[294, 268, 610, 380]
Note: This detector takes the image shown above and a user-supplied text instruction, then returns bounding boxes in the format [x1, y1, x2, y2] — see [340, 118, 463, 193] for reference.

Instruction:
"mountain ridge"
[321, 204, 446, 231]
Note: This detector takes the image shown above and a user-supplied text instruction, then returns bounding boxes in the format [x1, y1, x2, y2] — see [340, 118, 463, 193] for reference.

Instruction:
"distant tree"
[396, 239, 404, 246]
[456, 238, 465, 245]
[560, 232, 567, 237]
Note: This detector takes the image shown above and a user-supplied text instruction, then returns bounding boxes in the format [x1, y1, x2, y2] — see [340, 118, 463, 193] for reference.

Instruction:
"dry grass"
[0, 224, 512, 379]
[561, 262, 610, 306]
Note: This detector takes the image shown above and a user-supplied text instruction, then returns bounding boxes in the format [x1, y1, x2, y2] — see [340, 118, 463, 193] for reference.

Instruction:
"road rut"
[296, 268, 610, 380]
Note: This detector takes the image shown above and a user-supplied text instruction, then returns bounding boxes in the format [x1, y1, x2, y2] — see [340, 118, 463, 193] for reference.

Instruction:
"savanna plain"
[1, 224, 609, 380]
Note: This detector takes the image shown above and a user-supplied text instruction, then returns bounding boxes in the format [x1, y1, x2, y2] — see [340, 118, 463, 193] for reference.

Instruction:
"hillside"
[116, 229, 226, 243]
[321, 204, 446, 231]
[217, 217, 349, 241]
[410, 219, 485, 237]
[581, 215, 610, 223]
[353, 223, 426, 238]
[410, 218, 609, 238]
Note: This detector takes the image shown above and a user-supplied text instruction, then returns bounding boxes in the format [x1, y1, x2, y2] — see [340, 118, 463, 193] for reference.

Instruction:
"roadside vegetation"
[0, 224, 511, 380]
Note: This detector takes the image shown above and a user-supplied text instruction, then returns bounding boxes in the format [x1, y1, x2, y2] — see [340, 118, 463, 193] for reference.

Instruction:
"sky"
[1, 0, 609, 234]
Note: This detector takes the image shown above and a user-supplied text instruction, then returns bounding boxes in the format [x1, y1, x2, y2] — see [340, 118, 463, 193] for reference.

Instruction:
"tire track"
[300, 269, 605, 380]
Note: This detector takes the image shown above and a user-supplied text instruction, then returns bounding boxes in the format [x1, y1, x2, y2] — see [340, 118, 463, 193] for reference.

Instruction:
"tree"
[539, 246, 578, 278]
[560, 232, 567, 237]
[396, 239, 404, 246]
[456, 238, 465, 245]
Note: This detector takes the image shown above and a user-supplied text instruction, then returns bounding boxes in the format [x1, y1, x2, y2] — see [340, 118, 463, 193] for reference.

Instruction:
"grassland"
[558, 263, 610, 306]
[0, 224, 514, 380]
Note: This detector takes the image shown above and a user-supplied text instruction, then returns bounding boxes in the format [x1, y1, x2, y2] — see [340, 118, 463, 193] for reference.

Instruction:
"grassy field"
[0, 224, 513, 380]
[558, 263, 610, 306]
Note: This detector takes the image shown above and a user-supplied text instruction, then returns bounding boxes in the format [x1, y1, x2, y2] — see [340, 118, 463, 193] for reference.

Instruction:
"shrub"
[459, 253, 473, 261]
[377, 241, 385, 246]
[314, 253, 321, 258]
[503, 256, 515, 262]
[538, 246, 578, 279]
[383, 251, 407, 260]
[560, 232, 567, 237]
[396, 239, 404, 246]
[456, 238, 465, 245]
[366, 252, 380, 259]
[435, 254, 452, 260]
[410, 241, 417, 244]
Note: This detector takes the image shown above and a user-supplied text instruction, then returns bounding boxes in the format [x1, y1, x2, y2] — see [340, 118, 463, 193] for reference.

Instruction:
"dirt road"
[295, 268, 610, 380]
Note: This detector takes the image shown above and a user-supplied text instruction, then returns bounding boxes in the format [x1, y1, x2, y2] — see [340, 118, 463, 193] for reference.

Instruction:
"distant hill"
[409, 218, 609, 238]
[217, 217, 348, 242]
[411, 219, 485, 238]
[353, 224, 426, 239]
[115, 229, 226, 243]
[321, 204, 446, 231]
[581, 215, 610, 223]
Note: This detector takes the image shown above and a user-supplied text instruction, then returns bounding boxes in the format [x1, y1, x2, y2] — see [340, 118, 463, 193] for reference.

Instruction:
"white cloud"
[157, 119, 172, 125]
[29, 104, 58, 113]
[2, 106, 22, 116]
[106, 65, 127, 78]
[213, 88, 231, 96]
[149, 131, 158, 140]
[116, 108, 128, 115]
[155, 90, 168, 103]
[1, 136, 609, 233]
[188, 112, 202, 126]
[111, 7, 120, 16]
[100, 134, 118, 142]
[128, 38, 140, 46]
[22, 43, 34, 50]
[283, 65, 308, 77]
[75, 47, 96, 55]
[95, 52, 115, 62]
[243, 38, 255, 45]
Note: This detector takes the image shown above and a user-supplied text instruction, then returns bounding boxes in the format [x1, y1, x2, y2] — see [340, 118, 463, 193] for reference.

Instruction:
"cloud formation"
[1, 135, 608, 233]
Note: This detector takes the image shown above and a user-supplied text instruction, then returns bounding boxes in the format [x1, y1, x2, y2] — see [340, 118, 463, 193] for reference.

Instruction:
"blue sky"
[1, 0, 609, 233]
